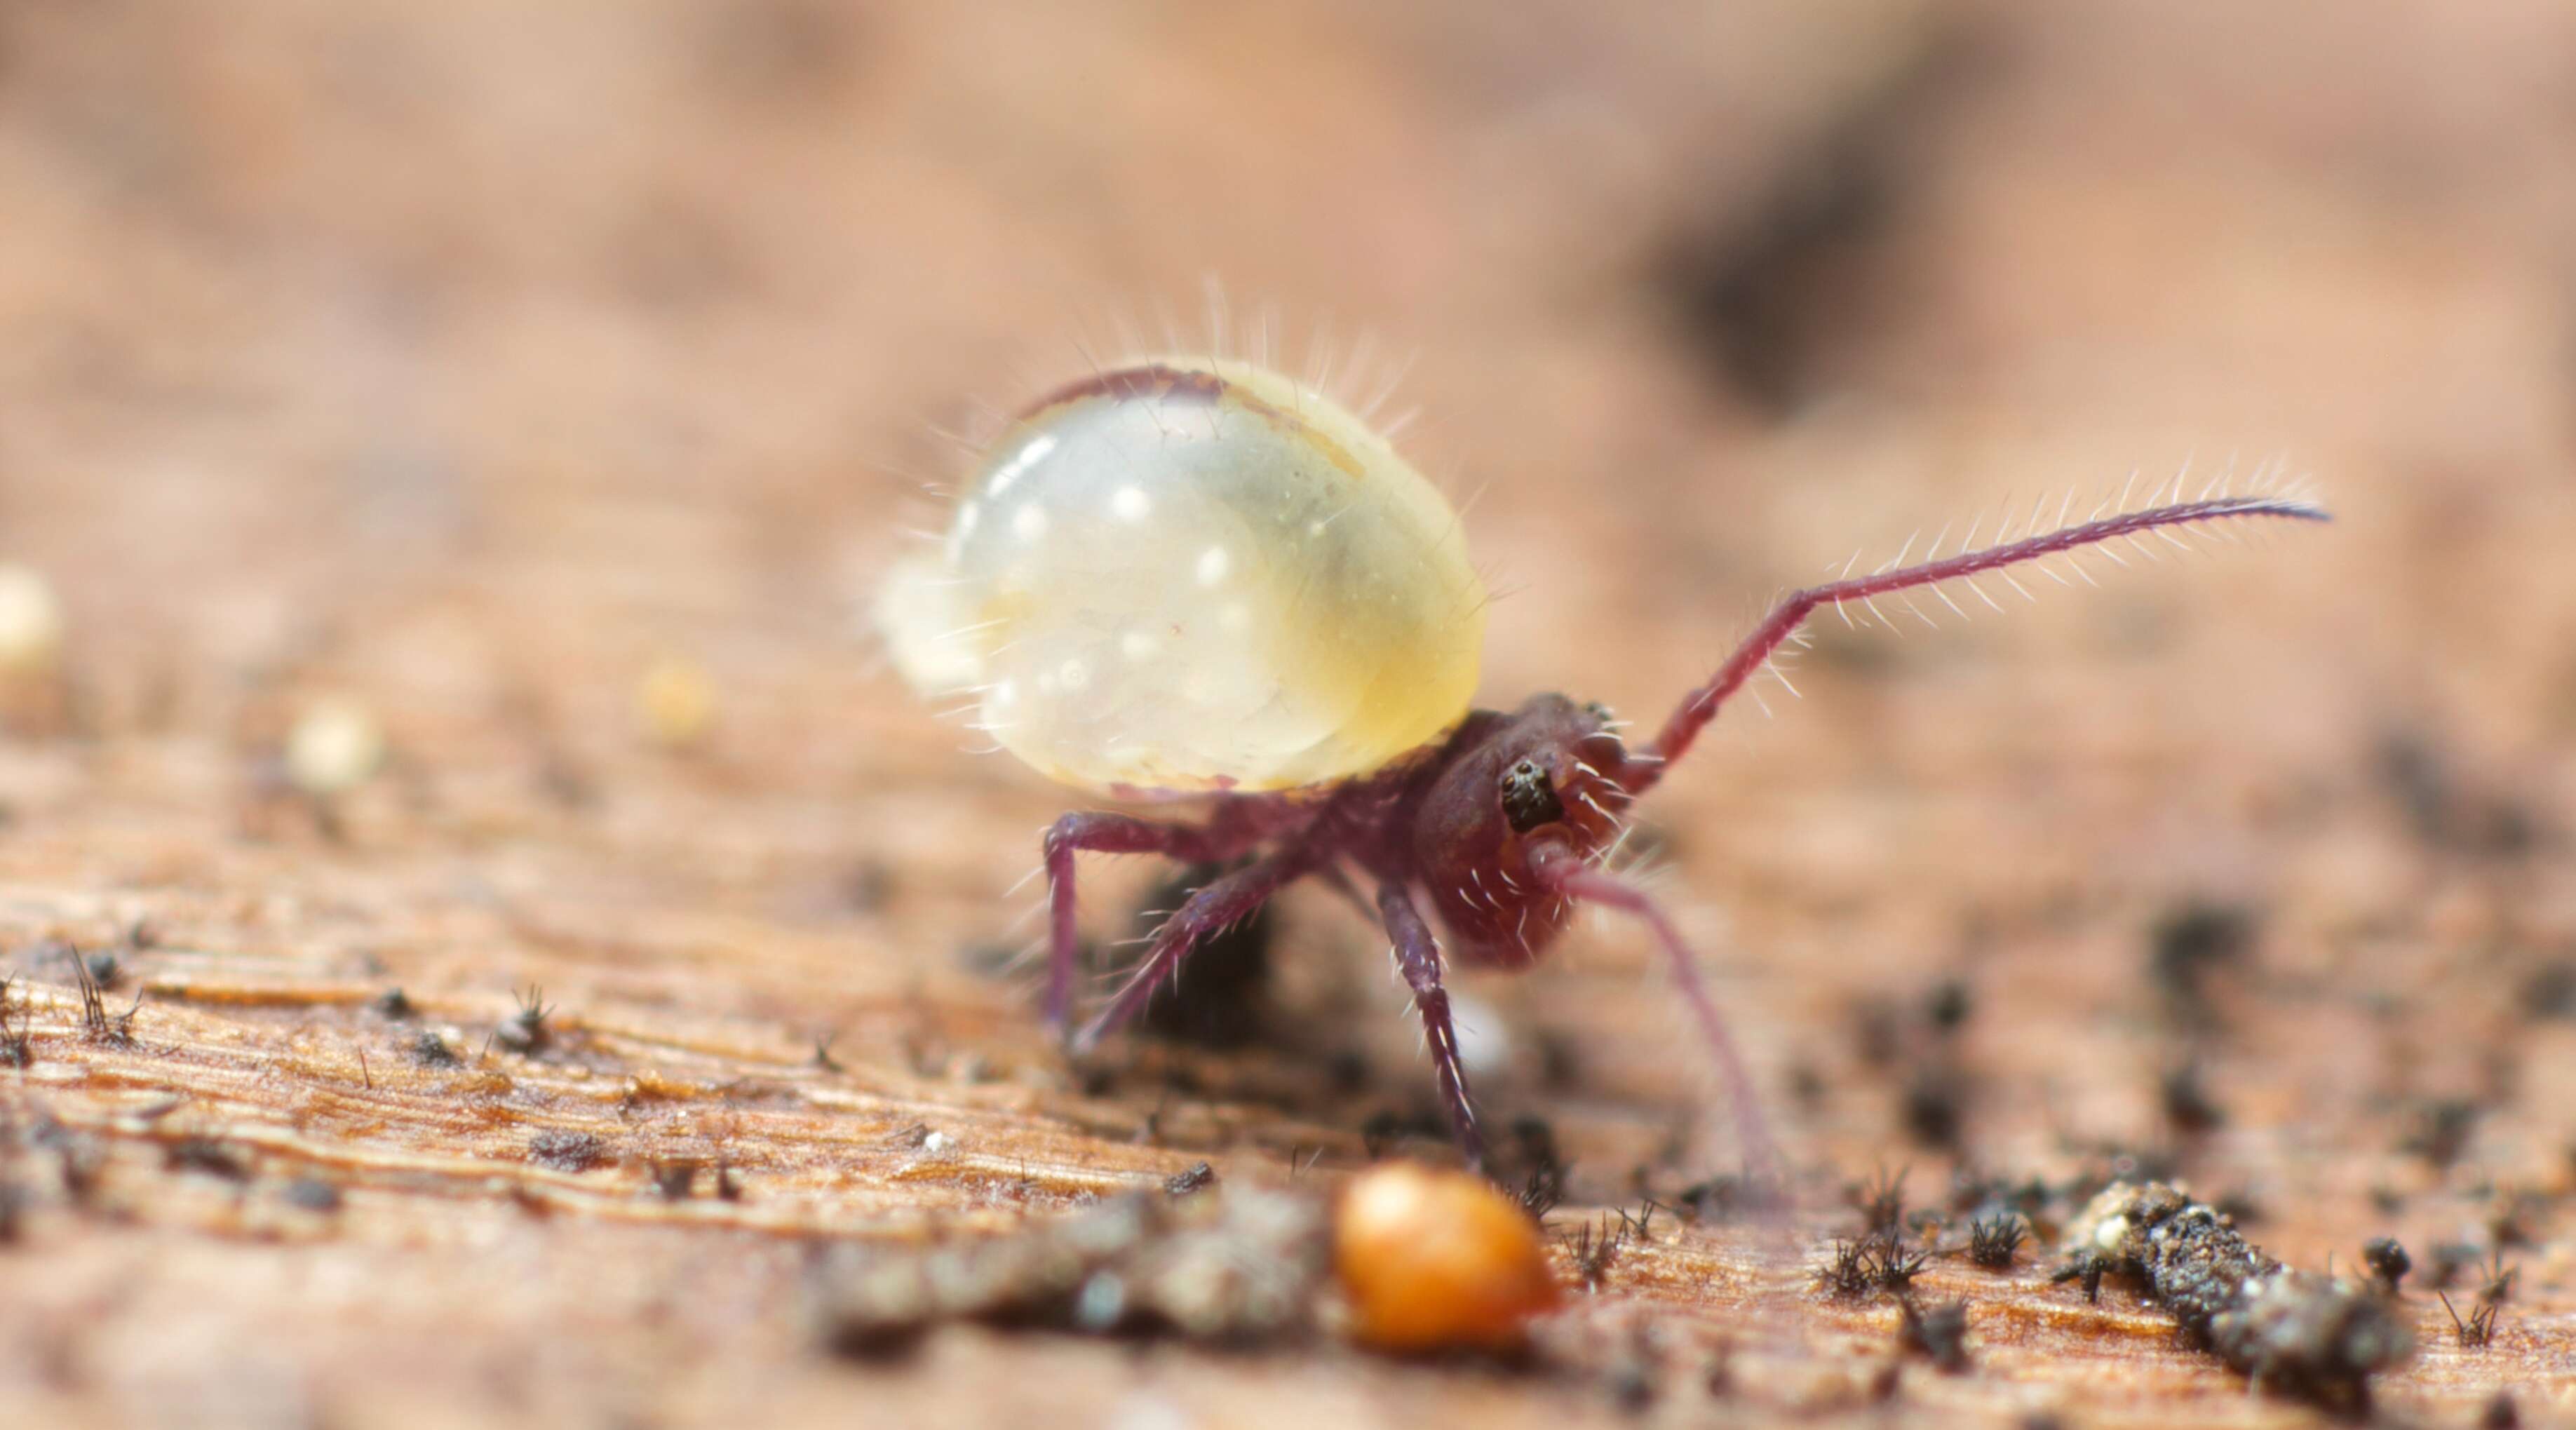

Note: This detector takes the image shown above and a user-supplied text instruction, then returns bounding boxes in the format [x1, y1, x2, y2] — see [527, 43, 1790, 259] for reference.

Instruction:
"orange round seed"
[1335, 1161, 1559, 1351]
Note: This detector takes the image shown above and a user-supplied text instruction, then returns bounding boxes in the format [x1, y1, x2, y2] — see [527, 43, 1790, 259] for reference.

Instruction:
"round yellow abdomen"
[879, 357, 1486, 796]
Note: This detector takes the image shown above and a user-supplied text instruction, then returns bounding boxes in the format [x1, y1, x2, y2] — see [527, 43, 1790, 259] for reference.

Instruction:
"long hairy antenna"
[1622, 487, 2329, 794]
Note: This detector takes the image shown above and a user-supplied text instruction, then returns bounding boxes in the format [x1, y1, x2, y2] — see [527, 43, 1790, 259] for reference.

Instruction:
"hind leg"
[1039, 811, 1266, 1029]
[1070, 854, 1300, 1051]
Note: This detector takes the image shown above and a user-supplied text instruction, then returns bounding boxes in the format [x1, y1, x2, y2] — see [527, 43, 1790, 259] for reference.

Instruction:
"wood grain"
[1, 2, 2570, 1425]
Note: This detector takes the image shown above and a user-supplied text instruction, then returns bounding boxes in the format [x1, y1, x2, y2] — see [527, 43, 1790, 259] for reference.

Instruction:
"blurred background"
[1, 0, 2572, 1421]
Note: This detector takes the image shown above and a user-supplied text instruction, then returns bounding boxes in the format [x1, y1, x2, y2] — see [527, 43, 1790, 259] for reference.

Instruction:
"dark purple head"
[1412, 694, 1633, 968]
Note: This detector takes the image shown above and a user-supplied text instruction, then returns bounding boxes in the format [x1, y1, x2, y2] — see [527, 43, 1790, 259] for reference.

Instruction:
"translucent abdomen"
[879, 358, 1486, 796]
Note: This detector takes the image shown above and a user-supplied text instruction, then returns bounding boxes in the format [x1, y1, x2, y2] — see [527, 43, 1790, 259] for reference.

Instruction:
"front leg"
[1041, 811, 1265, 1029]
[1377, 882, 1485, 1170]
[1528, 843, 1775, 1181]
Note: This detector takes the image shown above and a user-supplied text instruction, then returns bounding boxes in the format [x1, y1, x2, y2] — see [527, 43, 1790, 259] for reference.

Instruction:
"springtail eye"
[1499, 757, 1564, 833]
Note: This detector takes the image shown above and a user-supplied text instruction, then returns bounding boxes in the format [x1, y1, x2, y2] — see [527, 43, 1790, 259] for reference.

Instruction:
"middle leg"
[1377, 881, 1485, 1169]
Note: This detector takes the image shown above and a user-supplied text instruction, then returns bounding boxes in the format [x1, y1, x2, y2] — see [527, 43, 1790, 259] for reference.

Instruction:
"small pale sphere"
[878, 356, 1488, 795]
[637, 656, 718, 748]
[0, 563, 66, 675]
[285, 699, 386, 797]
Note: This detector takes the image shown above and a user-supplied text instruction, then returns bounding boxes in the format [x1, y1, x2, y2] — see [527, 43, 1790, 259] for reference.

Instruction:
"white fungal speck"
[1119, 629, 1161, 663]
[0, 564, 65, 674]
[1013, 504, 1049, 542]
[1195, 545, 1231, 587]
[285, 699, 386, 797]
[1057, 658, 1089, 692]
[1111, 485, 1151, 522]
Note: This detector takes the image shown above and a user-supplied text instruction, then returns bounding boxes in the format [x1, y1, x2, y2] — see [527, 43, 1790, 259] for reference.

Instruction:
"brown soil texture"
[1, 3, 2571, 1426]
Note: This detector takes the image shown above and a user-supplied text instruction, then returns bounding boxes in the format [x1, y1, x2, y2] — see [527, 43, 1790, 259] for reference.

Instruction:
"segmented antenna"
[1626, 485, 2329, 792]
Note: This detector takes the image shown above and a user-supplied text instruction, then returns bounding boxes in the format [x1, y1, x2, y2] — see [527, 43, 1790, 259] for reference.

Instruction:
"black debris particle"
[2359, 1236, 2410, 1293]
[2375, 730, 2543, 858]
[1603, 1324, 1661, 1413]
[2481, 1391, 2518, 1428]
[372, 987, 415, 1020]
[1925, 978, 1973, 1033]
[1163, 1161, 1216, 1197]
[2476, 1249, 2518, 1305]
[283, 1178, 344, 1213]
[1899, 1067, 1967, 1149]
[2055, 1181, 2411, 1410]
[494, 986, 553, 1055]
[529, 1130, 609, 1173]
[1850, 996, 1903, 1068]
[1675, 1171, 1785, 1224]
[1645, 27, 1979, 414]
[2050, 1249, 2108, 1304]
[2400, 1098, 2481, 1169]
[840, 859, 895, 914]
[2149, 902, 2255, 1024]
[83, 951, 120, 989]
[2210, 1189, 2265, 1229]
[2486, 1187, 2542, 1248]
[808, 1185, 1327, 1353]
[2521, 961, 2576, 1020]
[164, 1138, 250, 1180]
[1967, 1214, 2025, 1270]
[39, 1121, 104, 1205]
[2422, 1241, 2479, 1291]
[2159, 1063, 2227, 1135]
[879, 1121, 931, 1149]
[1949, 1168, 2053, 1226]
[1897, 1297, 1970, 1372]
[1358, 1107, 1445, 1159]
[408, 1030, 459, 1067]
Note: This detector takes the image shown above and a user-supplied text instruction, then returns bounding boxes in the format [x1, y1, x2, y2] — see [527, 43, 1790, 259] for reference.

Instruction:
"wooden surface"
[2, 1, 2572, 1425]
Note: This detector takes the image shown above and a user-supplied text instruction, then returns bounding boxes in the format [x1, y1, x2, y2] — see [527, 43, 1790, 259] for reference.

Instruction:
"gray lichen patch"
[2056, 1181, 2412, 1411]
